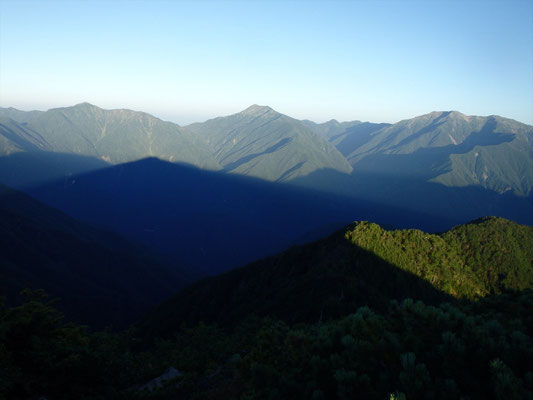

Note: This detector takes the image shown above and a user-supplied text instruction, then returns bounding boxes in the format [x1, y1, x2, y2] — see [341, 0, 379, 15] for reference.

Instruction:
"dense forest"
[1, 289, 531, 399]
[140, 217, 533, 337]
[1, 217, 532, 399]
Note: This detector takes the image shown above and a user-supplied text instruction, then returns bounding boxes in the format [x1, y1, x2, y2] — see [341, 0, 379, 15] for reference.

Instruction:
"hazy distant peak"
[442, 110, 468, 119]
[73, 102, 99, 109]
[49, 102, 101, 114]
[241, 104, 275, 115]
[54, 102, 165, 123]
[408, 110, 469, 124]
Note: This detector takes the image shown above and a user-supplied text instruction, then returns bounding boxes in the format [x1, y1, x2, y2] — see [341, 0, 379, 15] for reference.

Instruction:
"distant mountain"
[3, 104, 531, 199]
[27, 158, 452, 276]
[0, 107, 44, 123]
[186, 105, 352, 181]
[300, 118, 390, 154]
[328, 121, 392, 156]
[140, 216, 533, 337]
[0, 103, 220, 168]
[346, 111, 533, 197]
[0, 116, 53, 155]
[293, 111, 533, 227]
[0, 184, 188, 328]
[2, 103, 531, 235]
[300, 118, 361, 141]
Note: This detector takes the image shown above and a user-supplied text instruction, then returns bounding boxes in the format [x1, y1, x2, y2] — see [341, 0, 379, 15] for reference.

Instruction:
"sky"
[0, 0, 532, 125]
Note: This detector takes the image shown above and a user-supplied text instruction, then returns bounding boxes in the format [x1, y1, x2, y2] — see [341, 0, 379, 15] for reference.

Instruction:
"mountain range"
[1, 102, 532, 198]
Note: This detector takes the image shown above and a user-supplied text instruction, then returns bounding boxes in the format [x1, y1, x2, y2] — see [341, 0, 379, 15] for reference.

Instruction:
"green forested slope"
[346, 217, 533, 297]
[140, 217, 533, 337]
[1, 213, 531, 399]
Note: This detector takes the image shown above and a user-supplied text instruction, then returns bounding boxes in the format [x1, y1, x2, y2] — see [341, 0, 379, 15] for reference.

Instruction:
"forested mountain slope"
[0, 103, 220, 168]
[141, 217, 533, 337]
[345, 111, 533, 196]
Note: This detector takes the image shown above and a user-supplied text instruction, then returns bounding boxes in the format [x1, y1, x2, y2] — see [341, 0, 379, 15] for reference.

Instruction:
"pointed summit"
[413, 110, 467, 122]
[241, 104, 275, 115]
[73, 102, 99, 109]
[50, 102, 102, 114]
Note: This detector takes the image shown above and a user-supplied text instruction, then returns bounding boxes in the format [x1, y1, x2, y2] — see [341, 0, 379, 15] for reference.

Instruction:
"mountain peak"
[410, 110, 468, 123]
[241, 104, 274, 115]
[73, 102, 99, 109]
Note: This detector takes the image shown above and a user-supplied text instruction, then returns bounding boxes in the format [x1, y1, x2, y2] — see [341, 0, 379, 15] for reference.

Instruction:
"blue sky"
[1, 0, 532, 125]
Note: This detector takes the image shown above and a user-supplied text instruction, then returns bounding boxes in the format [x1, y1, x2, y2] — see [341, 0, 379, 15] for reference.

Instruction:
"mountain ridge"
[1, 103, 531, 226]
[0, 103, 221, 169]
[3, 103, 531, 131]
[139, 215, 533, 338]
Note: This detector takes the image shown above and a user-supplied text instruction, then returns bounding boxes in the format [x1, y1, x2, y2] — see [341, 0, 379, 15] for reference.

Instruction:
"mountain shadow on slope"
[25, 157, 457, 276]
[0, 118, 51, 152]
[138, 216, 533, 339]
[0, 151, 109, 189]
[290, 168, 533, 229]
[0, 184, 189, 329]
[222, 137, 292, 172]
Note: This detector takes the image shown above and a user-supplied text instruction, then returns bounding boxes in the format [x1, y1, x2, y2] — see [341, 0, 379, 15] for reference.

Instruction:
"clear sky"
[1, 0, 532, 125]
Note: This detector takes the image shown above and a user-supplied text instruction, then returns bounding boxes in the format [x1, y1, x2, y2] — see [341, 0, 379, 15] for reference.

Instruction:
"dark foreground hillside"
[0, 184, 188, 328]
[1, 217, 531, 399]
[1, 289, 531, 399]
